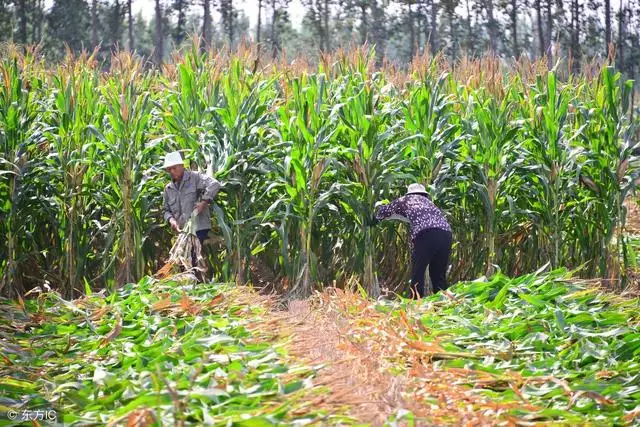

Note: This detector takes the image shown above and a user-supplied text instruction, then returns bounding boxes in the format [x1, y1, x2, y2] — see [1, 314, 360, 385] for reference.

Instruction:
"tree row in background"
[0, 0, 640, 77]
[0, 45, 638, 300]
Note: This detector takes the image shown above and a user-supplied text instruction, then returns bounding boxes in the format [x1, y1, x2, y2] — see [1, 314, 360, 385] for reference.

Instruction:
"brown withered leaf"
[100, 314, 122, 347]
[208, 294, 224, 307]
[151, 298, 172, 311]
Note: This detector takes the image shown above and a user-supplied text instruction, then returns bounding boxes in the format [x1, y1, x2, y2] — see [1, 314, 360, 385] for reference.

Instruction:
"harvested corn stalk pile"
[156, 213, 206, 279]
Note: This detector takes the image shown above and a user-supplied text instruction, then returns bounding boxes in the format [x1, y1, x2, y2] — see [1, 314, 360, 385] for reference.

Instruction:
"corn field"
[0, 43, 638, 299]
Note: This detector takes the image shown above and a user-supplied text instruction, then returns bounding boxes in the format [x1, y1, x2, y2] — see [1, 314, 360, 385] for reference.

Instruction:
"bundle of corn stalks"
[156, 213, 207, 280]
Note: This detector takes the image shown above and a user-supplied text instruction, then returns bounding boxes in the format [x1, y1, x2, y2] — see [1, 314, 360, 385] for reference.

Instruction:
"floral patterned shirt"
[375, 194, 451, 241]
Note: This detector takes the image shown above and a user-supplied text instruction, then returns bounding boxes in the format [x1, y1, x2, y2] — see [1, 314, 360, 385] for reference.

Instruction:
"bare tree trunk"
[257, 0, 262, 43]
[486, 0, 497, 51]
[408, 0, 415, 60]
[323, 0, 330, 51]
[219, 0, 234, 46]
[429, 0, 438, 52]
[568, 0, 573, 68]
[605, 0, 611, 53]
[112, 0, 122, 49]
[36, 0, 44, 42]
[229, 0, 234, 45]
[360, 1, 367, 45]
[18, 0, 27, 44]
[418, 4, 424, 51]
[202, 0, 211, 45]
[371, 0, 385, 63]
[91, 0, 98, 47]
[511, 0, 518, 56]
[570, 0, 580, 71]
[546, 0, 553, 66]
[575, 0, 580, 68]
[536, 0, 545, 57]
[31, 0, 37, 42]
[128, 0, 134, 50]
[618, 0, 625, 71]
[154, 0, 163, 65]
[465, 0, 472, 53]
[449, 5, 457, 58]
[271, 0, 277, 56]
[315, 1, 325, 50]
[175, 0, 186, 45]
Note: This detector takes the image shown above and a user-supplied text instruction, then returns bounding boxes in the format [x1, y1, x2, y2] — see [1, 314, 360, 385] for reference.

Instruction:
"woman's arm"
[375, 196, 407, 221]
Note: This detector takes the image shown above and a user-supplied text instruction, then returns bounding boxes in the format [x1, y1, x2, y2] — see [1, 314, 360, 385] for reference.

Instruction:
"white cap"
[163, 151, 184, 168]
[406, 183, 428, 195]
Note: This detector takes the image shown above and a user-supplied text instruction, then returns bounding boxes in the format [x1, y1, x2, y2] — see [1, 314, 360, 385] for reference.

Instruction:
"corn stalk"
[44, 63, 105, 297]
[577, 67, 638, 285]
[88, 57, 154, 288]
[0, 58, 41, 297]
[461, 88, 522, 276]
[266, 74, 338, 298]
[334, 72, 410, 297]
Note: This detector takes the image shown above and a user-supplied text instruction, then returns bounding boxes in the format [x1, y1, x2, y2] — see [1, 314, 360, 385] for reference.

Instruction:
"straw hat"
[406, 183, 428, 195]
[163, 151, 184, 168]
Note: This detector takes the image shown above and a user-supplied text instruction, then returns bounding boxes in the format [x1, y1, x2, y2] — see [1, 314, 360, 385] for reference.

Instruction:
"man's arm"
[195, 172, 221, 202]
[163, 188, 174, 223]
[199, 173, 221, 202]
[164, 188, 181, 232]
[193, 173, 222, 215]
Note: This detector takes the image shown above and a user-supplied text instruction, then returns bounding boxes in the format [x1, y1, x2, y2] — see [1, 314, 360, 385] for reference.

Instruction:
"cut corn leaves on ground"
[2, 269, 640, 425]
[0, 279, 355, 426]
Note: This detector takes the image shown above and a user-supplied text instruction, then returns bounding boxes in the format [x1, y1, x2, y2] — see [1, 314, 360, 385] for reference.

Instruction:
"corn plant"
[0, 46, 639, 296]
[520, 73, 574, 268]
[403, 72, 460, 189]
[88, 56, 156, 288]
[333, 72, 411, 296]
[44, 63, 106, 297]
[161, 46, 221, 167]
[0, 58, 43, 297]
[202, 65, 274, 284]
[456, 88, 523, 276]
[265, 74, 339, 298]
[576, 67, 638, 285]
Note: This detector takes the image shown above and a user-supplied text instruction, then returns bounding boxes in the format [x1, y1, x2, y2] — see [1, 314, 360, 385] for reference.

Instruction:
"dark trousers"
[191, 229, 209, 282]
[196, 229, 209, 245]
[410, 228, 452, 298]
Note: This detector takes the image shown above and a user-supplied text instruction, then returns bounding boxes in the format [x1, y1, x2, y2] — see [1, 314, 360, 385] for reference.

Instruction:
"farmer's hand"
[194, 200, 208, 215]
[169, 218, 181, 233]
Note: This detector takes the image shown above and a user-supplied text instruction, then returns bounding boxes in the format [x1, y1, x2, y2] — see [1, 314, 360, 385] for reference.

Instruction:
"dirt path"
[254, 289, 534, 426]
[283, 297, 413, 425]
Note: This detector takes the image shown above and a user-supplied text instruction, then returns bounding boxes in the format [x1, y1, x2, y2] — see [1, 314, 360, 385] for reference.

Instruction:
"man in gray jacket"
[162, 151, 221, 245]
